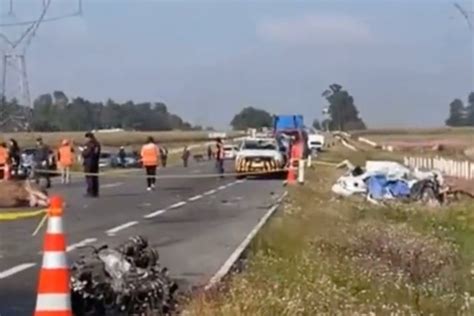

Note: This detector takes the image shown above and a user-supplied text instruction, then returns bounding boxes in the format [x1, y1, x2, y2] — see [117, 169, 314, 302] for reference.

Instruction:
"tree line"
[230, 83, 367, 131]
[0, 91, 205, 132]
[1, 83, 368, 132]
[445, 92, 474, 127]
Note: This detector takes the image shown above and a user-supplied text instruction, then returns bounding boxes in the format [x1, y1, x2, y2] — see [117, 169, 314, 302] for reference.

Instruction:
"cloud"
[256, 13, 373, 46]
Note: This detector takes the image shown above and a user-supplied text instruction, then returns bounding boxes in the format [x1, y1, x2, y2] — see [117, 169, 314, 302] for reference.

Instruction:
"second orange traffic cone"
[34, 195, 72, 316]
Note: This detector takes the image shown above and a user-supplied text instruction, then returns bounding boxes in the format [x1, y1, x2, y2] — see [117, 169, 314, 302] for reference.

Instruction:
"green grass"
[187, 146, 474, 315]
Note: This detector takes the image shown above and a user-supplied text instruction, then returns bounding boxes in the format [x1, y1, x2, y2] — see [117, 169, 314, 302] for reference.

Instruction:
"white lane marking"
[102, 182, 123, 188]
[66, 238, 98, 252]
[205, 191, 288, 290]
[236, 179, 245, 184]
[188, 195, 202, 202]
[106, 221, 138, 235]
[169, 201, 187, 209]
[0, 263, 37, 279]
[143, 209, 166, 219]
[204, 189, 216, 195]
[227, 182, 236, 187]
[217, 185, 226, 190]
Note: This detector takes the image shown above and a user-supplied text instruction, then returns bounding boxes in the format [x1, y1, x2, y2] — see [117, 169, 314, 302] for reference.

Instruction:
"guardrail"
[404, 156, 474, 179]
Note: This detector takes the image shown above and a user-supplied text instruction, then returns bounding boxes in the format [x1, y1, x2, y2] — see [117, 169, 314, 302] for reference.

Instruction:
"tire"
[420, 186, 441, 206]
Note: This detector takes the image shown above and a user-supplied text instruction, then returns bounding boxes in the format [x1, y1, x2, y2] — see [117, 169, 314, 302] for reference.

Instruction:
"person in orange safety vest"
[57, 139, 75, 184]
[0, 142, 9, 180]
[140, 136, 160, 191]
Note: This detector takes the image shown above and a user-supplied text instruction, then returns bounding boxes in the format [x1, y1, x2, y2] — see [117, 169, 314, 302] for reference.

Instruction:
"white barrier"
[404, 155, 474, 179]
[298, 159, 305, 184]
[340, 138, 357, 152]
[208, 132, 227, 139]
[357, 137, 378, 147]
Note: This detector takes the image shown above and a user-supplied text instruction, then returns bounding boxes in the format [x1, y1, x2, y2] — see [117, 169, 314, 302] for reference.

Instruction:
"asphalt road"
[0, 159, 285, 315]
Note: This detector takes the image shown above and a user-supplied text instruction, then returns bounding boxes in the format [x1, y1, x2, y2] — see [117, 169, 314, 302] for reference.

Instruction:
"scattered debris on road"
[71, 235, 178, 316]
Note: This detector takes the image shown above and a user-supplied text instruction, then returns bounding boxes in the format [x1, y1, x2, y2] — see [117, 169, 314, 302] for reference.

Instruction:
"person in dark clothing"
[215, 138, 224, 178]
[82, 132, 101, 197]
[33, 137, 52, 188]
[160, 145, 168, 167]
[207, 145, 213, 160]
[118, 146, 126, 167]
[7, 138, 21, 177]
[182, 146, 190, 167]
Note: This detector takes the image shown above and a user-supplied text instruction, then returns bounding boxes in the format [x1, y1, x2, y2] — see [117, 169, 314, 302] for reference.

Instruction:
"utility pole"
[0, 0, 83, 131]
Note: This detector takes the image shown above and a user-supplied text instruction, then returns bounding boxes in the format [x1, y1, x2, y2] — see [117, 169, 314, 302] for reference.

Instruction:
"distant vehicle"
[110, 152, 142, 168]
[273, 114, 309, 159]
[306, 128, 325, 152]
[235, 137, 285, 179]
[272, 114, 304, 132]
[14, 147, 58, 179]
[99, 152, 113, 168]
[223, 144, 239, 160]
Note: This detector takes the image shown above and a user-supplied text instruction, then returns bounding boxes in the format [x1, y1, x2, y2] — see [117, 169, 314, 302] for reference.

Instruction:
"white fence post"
[298, 159, 305, 184]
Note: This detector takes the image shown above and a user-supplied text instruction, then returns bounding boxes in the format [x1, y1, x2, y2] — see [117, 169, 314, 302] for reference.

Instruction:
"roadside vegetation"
[188, 146, 474, 315]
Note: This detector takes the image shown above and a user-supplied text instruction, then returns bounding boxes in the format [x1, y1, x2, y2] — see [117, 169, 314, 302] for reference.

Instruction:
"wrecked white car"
[332, 160, 446, 205]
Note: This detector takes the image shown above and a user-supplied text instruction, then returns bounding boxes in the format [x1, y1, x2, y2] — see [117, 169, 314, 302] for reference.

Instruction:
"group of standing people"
[0, 133, 100, 197]
[0, 137, 60, 188]
[138, 137, 225, 191]
[0, 132, 227, 197]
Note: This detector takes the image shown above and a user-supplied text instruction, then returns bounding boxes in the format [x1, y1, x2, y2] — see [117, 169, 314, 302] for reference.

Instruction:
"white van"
[307, 130, 325, 152]
[223, 144, 239, 160]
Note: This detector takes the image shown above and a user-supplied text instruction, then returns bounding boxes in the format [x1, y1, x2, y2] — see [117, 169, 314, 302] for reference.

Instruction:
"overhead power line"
[453, 2, 473, 30]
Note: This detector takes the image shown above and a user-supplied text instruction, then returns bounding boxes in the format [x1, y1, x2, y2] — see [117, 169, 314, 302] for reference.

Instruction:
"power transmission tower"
[0, 0, 82, 131]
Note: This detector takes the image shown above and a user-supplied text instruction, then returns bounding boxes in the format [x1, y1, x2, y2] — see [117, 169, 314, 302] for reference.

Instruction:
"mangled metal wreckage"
[331, 160, 448, 206]
[71, 236, 178, 316]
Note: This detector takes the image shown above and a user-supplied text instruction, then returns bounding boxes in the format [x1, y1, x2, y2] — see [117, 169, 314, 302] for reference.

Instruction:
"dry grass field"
[187, 145, 474, 315]
[351, 128, 474, 159]
[0, 130, 242, 147]
[353, 127, 474, 145]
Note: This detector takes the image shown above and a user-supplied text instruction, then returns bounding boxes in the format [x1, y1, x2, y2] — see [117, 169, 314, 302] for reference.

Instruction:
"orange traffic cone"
[34, 195, 72, 316]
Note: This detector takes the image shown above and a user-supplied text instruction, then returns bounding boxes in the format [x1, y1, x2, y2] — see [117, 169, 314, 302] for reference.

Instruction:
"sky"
[0, 0, 473, 129]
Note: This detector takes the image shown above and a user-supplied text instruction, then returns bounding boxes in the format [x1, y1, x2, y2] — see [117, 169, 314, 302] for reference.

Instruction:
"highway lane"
[0, 159, 285, 315]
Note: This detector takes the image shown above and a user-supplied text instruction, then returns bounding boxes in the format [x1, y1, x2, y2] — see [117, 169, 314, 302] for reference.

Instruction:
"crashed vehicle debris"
[70, 235, 178, 316]
[0, 179, 49, 208]
[331, 160, 448, 206]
